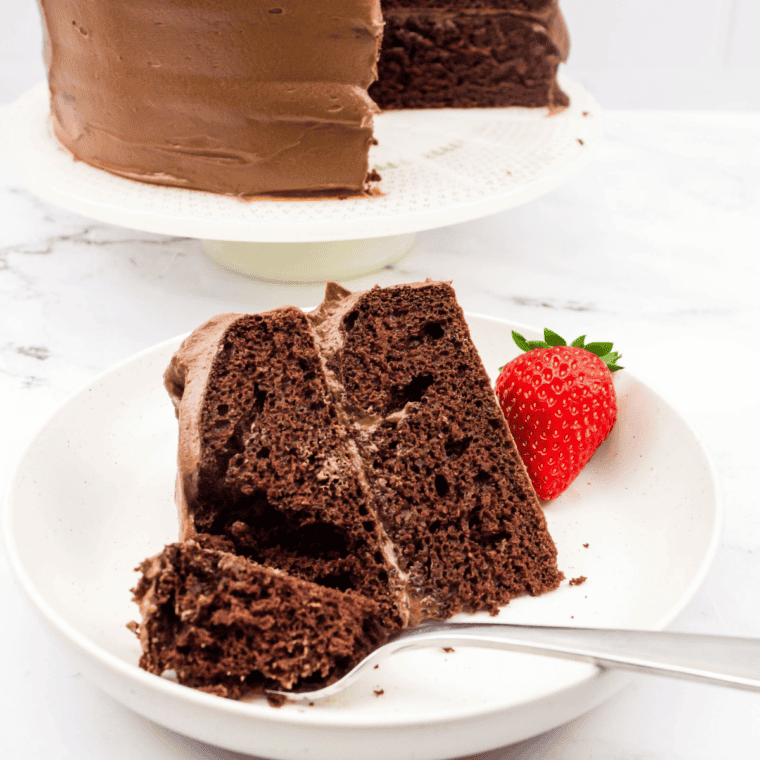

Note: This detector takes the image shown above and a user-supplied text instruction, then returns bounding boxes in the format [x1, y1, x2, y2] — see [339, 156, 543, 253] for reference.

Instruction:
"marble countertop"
[1, 105, 759, 759]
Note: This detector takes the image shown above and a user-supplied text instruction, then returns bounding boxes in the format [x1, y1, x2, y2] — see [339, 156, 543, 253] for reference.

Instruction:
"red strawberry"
[495, 329, 622, 500]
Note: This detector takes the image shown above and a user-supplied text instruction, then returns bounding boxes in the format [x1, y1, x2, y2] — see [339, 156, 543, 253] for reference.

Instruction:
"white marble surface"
[1, 106, 759, 758]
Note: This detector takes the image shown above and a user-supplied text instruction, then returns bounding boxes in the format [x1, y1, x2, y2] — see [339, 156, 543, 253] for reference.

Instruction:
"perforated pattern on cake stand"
[1, 77, 599, 281]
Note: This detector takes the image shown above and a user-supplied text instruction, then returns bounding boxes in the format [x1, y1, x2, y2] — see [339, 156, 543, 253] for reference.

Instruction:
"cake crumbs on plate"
[569, 576, 587, 587]
[266, 693, 287, 708]
[373, 689, 385, 697]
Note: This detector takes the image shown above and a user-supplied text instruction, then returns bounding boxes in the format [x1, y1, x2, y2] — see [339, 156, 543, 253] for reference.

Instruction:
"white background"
[3, 0, 760, 109]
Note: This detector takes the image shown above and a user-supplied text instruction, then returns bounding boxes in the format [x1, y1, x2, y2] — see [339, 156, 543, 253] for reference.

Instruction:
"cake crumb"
[583, 543, 589, 548]
[373, 664, 379, 669]
[266, 693, 287, 708]
[442, 647, 455, 653]
[373, 689, 385, 697]
[577, 138, 585, 145]
[569, 576, 587, 587]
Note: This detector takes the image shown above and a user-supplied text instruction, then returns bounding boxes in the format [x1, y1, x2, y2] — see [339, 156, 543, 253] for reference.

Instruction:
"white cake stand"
[1, 76, 600, 282]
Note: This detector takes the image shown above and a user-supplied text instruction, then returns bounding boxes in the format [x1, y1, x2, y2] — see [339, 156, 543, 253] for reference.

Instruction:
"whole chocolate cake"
[132, 281, 563, 697]
[39, 1, 569, 197]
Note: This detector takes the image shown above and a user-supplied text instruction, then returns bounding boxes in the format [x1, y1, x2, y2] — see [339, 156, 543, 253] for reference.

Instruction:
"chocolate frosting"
[40, 0, 383, 196]
[163, 313, 242, 536]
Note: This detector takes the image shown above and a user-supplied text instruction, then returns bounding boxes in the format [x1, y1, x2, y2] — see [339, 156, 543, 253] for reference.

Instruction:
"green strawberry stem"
[511, 329, 624, 372]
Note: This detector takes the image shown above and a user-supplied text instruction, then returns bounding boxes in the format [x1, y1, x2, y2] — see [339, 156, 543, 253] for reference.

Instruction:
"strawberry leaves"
[511, 329, 624, 372]
[543, 329, 566, 347]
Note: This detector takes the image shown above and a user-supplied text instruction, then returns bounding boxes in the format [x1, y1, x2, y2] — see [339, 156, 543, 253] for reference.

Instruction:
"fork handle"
[390, 623, 760, 692]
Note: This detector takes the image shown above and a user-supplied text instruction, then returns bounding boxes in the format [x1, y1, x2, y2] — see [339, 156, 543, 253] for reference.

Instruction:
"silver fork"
[270, 621, 760, 703]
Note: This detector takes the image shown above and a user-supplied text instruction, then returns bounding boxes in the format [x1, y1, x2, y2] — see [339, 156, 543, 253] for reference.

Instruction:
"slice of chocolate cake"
[134, 281, 563, 699]
[309, 282, 563, 620]
[131, 536, 387, 698]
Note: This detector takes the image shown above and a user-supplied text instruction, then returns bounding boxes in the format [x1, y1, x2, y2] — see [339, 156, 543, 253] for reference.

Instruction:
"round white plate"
[0, 78, 599, 243]
[3, 315, 720, 760]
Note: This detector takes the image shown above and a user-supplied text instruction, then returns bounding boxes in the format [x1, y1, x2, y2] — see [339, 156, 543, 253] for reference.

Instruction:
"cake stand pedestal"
[1, 77, 599, 282]
[202, 234, 417, 282]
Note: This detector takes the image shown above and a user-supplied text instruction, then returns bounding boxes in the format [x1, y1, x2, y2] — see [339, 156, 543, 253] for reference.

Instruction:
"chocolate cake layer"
[131, 536, 388, 697]
[39, 0, 383, 196]
[310, 282, 564, 619]
[370, 2, 569, 109]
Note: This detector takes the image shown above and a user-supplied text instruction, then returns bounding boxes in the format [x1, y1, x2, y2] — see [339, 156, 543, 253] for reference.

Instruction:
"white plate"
[0, 77, 599, 243]
[3, 315, 721, 760]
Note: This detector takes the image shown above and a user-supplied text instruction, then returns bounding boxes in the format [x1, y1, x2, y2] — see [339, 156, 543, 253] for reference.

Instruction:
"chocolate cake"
[39, 1, 569, 197]
[370, 0, 570, 109]
[131, 535, 387, 698]
[39, 0, 383, 197]
[133, 281, 563, 698]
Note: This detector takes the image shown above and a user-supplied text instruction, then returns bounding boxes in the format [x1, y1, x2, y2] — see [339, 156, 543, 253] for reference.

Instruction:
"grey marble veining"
[1, 109, 759, 760]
